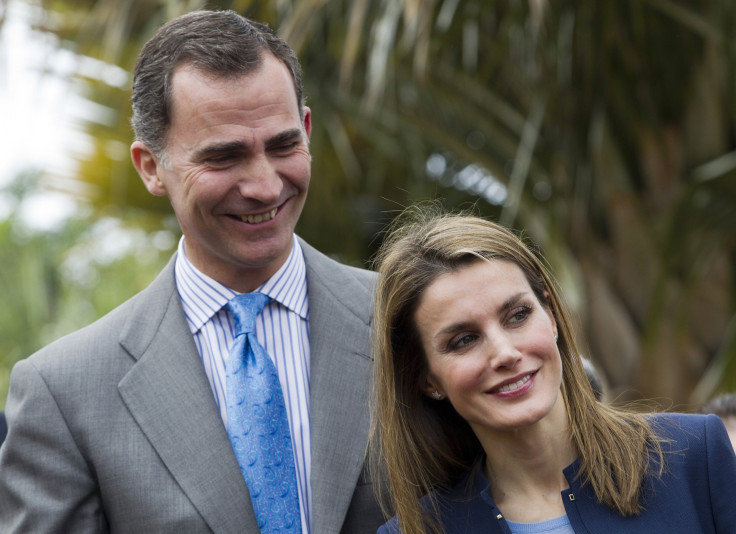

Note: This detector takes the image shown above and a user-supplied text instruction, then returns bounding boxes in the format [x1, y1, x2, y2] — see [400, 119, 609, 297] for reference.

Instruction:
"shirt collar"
[174, 236, 308, 334]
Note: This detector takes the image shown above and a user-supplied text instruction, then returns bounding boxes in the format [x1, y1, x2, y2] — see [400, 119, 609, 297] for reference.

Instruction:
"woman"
[370, 207, 736, 534]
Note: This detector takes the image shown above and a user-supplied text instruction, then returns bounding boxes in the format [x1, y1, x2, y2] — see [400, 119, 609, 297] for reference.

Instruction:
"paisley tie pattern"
[226, 292, 301, 533]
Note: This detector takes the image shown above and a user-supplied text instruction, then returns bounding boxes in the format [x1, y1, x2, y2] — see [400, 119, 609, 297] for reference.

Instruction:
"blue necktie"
[226, 292, 301, 533]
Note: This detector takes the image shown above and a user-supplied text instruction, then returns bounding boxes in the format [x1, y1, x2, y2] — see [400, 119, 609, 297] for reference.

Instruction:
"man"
[701, 393, 736, 452]
[0, 10, 384, 533]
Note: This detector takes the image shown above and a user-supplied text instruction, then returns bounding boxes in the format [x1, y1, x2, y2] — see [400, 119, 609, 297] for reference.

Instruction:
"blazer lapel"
[116, 258, 258, 533]
[301, 241, 375, 533]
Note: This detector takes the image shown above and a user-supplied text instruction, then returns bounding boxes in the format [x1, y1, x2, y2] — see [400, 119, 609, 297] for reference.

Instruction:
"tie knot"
[227, 292, 270, 336]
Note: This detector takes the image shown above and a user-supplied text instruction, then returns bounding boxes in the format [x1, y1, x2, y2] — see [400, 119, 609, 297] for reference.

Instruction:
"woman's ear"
[543, 290, 558, 340]
[420, 374, 445, 400]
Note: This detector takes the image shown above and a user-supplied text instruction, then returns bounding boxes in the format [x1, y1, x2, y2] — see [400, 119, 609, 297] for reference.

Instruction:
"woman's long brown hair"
[369, 206, 665, 534]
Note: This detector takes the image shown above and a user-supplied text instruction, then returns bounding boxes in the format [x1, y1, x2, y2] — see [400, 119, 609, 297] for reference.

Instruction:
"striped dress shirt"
[174, 237, 312, 534]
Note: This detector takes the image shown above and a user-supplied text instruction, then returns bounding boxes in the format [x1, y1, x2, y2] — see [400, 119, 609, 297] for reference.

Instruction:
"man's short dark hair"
[582, 357, 604, 401]
[701, 393, 736, 418]
[131, 10, 304, 158]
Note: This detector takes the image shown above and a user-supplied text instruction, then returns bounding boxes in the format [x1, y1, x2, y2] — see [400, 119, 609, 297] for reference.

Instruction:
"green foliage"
[3, 0, 736, 409]
[0, 175, 175, 408]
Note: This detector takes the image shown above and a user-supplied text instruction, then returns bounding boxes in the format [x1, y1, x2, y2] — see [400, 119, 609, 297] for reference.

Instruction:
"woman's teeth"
[494, 373, 532, 393]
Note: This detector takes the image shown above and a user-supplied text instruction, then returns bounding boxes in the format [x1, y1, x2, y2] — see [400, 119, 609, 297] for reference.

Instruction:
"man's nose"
[237, 154, 282, 203]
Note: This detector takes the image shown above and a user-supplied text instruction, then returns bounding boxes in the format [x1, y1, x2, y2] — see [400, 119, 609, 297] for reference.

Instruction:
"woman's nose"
[487, 334, 522, 371]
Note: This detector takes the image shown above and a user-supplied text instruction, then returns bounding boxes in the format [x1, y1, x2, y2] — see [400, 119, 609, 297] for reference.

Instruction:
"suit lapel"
[114, 245, 375, 533]
[116, 258, 259, 533]
[301, 241, 375, 533]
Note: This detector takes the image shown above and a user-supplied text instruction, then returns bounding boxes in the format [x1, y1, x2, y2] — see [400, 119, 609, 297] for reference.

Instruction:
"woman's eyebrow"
[434, 292, 527, 339]
[499, 292, 526, 314]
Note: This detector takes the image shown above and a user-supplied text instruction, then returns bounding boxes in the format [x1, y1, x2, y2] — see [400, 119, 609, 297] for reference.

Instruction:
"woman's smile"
[489, 371, 536, 396]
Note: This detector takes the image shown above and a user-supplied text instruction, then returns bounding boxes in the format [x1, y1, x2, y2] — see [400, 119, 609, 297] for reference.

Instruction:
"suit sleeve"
[704, 413, 736, 533]
[0, 358, 107, 533]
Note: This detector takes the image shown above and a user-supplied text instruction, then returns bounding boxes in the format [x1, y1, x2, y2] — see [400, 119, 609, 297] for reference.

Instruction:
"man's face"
[723, 415, 736, 453]
[132, 54, 311, 292]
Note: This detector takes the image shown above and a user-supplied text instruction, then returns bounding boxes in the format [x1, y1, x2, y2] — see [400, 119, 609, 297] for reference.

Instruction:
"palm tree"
[10, 0, 736, 409]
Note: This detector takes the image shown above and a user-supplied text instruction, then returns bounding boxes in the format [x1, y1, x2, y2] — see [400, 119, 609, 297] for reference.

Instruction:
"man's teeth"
[495, 373, 532, 393]
[238, 208, 277, 224]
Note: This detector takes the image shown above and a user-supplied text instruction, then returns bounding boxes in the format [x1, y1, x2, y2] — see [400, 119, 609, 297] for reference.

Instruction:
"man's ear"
[131, 141, 167, 197]
[303, 106, 312, 139]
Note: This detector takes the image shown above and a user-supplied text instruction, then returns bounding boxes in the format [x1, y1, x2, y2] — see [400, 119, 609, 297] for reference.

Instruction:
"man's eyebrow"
[265, 128, 303, 148]
[192, 128, 304, 160]
[193, 140, 248, 160]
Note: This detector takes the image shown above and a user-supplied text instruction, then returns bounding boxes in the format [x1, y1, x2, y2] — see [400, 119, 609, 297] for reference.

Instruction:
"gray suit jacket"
[0, 238, 385, 533]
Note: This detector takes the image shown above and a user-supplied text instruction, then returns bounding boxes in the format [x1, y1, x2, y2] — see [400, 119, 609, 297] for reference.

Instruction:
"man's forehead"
[170, 61, 262, 89]
[169, 56, 299, 108]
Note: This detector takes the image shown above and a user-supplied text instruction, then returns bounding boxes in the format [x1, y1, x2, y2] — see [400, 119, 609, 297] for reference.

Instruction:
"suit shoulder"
[649, 412, 709, 435]
[25, 297, 133, 368]
[20, 262, 175, 375]
[646, 412, 733, 460]
[299, 238, 377, 287]
[337, 261, 378, 287]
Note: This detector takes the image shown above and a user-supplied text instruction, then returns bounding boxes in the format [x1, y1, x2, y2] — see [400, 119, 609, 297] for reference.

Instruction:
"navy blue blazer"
[378, 413, 736, 533]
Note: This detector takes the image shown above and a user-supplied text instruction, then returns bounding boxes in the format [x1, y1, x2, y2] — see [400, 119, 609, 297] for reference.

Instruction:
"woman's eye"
[508, 305, 532, 325]
[450, 334, 477, 350]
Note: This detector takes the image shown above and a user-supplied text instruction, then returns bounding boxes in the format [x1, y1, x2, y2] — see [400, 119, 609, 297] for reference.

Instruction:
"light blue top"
[507, 515, 574, 534]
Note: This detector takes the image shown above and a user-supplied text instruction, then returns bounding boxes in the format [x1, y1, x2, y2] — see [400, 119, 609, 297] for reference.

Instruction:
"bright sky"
[0, 0, 128, 229]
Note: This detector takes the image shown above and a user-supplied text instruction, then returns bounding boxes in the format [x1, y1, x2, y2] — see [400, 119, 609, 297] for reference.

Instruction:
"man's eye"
[208, 155, 234, 163]
[272, 142, 298, 153]
[204, 154, 238, 167]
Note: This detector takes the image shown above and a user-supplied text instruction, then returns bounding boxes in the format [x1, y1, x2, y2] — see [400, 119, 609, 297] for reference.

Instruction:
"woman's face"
[414, 259, 564, 437]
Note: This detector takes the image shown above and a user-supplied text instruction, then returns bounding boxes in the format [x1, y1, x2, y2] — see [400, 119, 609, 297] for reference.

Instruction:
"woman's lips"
[489, 371, 536, 396]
